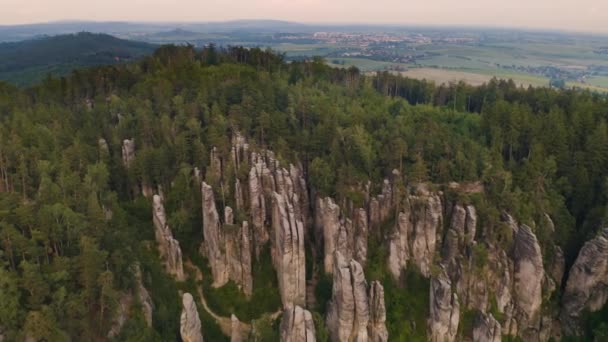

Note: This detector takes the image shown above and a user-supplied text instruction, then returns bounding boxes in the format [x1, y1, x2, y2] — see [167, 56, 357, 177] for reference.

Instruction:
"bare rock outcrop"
[272, 192, 306, 308]
[317, 197, 341, 274]
[388, 187, 443, 278]
[368, 281, 389, 342]
[326, 251, 388, 342]
[354, 208, 369, 267]
[180, 293, 203, 342]
[369, 178, 394, 229]
[107, 293, 132, 338]
[201, 182, 253, 295]
[225, 221, 253, 297]
[133, 264, 153, 327]
[473, 312, 501, 342]
[152, 195, 185, 281]
[562, 228, 608, 332]
[248, 151, 275, 253]
[121, 138, 135, 168]
[201, 182, 229, 287]
[429, 267, 460, 342]
[280, 306, 316, 342]
[509, 223, 544, 336]
[107, 263, 153, 338]
[231, 315, 243, 342]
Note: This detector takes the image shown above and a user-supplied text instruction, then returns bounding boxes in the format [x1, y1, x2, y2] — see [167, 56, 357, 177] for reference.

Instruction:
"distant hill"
[0, 32, 156, 86]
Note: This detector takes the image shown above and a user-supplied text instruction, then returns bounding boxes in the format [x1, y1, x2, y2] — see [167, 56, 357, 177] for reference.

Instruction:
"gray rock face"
[318, 197, 342, 274]
[121, 139, 135, 168]
[152, 195, 185, 281]
[369, 178, 394, 229]
[201, 182, 229, 287]
[327, 251, 365, 342]
[280, 306, 316, 342]
[134, 264, 153, 327]
[368, 281, 389, 342]
[225, 221, 253, 297]
[225, 206, 234, 225]
[473, 313, 501, 342]
[180, 293, 203, 342]
[231, 315, 243, 342]
[107, 293, 132, 338]
[562, 228, 608, 331]
[354, 208, 369, 268]
[388, 188, 443, 278]
[272, 192, 306, 308]
[429, 268, 460, 342]
[315, 196, 369, 275]
[510, 224, 544, 335]
[201, 182, 253, 295]
[107, 264, 153, 338]
[465, 205, 477, 244]
[249, 156, 269, 253]
[326, 251, 388, 342]
[388, 212, 410, 280]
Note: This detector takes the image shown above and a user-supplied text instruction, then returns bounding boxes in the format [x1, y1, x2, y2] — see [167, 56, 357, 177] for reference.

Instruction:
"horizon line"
[1, 18, 607, 37]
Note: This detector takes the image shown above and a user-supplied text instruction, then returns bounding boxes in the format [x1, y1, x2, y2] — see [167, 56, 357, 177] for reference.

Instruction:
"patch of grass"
[251, 313, 280, 341]
[384, 268, 430, 341]
[312, 311, 330, 342]
[314, 273, 333, 315]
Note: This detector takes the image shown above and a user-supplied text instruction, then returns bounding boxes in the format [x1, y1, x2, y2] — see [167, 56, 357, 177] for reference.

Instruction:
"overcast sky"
[2, 0, 607, 33]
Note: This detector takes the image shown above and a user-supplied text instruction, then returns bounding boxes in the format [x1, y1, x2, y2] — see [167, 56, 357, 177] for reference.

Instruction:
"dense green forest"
[0, 32, 155, 86]
[0, 44, 607, 341]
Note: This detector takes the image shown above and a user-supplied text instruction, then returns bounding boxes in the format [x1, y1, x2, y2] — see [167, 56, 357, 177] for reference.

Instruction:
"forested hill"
[0, 32, 155, 86]
[0, 45, 608, 341]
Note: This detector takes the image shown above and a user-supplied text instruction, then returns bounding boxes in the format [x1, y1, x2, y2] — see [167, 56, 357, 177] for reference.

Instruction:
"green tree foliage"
[0, 44, 607, 339]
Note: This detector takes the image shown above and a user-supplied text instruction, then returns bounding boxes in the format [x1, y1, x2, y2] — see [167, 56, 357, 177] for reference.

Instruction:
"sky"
[2, 0, 607, 33]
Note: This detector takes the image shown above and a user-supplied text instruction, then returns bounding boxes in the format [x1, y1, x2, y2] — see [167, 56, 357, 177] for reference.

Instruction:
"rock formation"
[473, 312, 501, 342]
[368, 281, 389, 342]
[353, 208, 369, 267]
[508, 223, 544, 336]
[180, 293, 203, 342]
[201, 182, 229, 287]
[152, 195, 185, 281]
[231, 315, 243, 342]
[225, 221, 253, 297]
[369, 178, 394, 229]
[388, 186, 443, 278]
[201, 182, 253, 295]
[280, 306, 316, 342]
[326, 251, 388, 342]
[429, 267, 460, 342]
[562, 228, 608, 332]
[107, 263, 153, 338]
[121, 138, 135, 168]
[317, 197, 341, 274]
[107, 293, 133, 338]
[248, 153, 270, 252]
[272, 192, 306, 308]
[134, 263, 153, 327]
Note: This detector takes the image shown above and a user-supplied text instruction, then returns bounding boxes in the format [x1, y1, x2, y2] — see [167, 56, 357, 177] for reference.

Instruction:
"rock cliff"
[280, 305, 316, 342]
[326, 251, 388, 342]
[429, 267, 460, 342]
[180, 293, 203, 342]
[272, 192, 306, 308]
[562, 228, 608, 333]
[152, 195, 185, 281]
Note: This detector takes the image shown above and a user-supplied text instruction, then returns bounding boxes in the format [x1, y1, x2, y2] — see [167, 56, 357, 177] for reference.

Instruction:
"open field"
[398, 67, 550, 87]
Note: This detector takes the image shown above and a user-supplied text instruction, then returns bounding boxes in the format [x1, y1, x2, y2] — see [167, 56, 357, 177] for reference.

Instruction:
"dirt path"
[184, 260, 252, 337]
